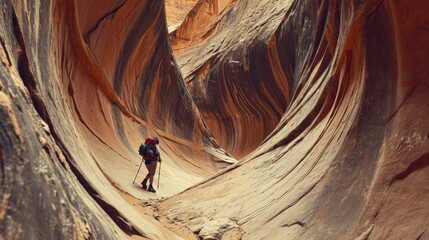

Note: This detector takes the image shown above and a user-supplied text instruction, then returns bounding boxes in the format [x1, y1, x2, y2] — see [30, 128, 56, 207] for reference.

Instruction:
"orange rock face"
[161, 0, 429, 239]
[172, 0, 293, 159]
[165, 0, 199, 32]
[0, 0, 428, 239]
[0, 0, 231, 239]
[170, 0, 237, 55]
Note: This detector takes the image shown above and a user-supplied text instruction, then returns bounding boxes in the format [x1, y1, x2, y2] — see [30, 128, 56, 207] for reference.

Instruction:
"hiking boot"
[141, 178, 148, 190]
[147, 185, 156, 193]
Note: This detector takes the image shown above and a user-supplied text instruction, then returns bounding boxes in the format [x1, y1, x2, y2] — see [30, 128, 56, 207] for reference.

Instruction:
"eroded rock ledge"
[0, 0, 428, 239]
[161, 0, 429, 239]
[1, 0, 231, 239]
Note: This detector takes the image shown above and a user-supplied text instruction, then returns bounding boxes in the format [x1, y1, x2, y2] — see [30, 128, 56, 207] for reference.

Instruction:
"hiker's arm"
[156, 145, 161, 162]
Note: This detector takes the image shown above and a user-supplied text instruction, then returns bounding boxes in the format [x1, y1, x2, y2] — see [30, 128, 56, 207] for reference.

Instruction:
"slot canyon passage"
[0, 0, 428, 239]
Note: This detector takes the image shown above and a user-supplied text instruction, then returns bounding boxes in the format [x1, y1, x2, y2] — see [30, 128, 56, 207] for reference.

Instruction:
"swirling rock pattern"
[165, 0, 199, 32]
[161, 0, 429, 239]
[1, 0, 232, 239]
[0, 0, 428, 239]
[171, 0, 294, 159]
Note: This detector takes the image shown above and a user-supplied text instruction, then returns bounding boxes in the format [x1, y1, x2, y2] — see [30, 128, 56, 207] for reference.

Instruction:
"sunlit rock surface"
[1, 0, 428, 239]
[165, 0, 199, 32]
[170, 0, 237, 55]
[161, 0, 429, 239]
[0, 0, 231, 239]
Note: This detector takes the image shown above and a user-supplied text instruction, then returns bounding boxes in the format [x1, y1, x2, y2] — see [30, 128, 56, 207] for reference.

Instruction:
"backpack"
[138, 137, 158, 160]
[138, 144, 147, 156]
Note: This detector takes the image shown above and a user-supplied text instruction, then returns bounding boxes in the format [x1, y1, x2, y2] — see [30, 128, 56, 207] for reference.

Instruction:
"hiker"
[140, 137, 161, 192]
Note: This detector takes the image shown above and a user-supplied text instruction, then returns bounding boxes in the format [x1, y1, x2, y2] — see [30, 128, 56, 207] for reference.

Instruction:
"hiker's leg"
[144, 161, 151, 178]
[149, 161, 157, 186]
[147, 161, 158, 192]
[141, 161, 150, 189]
[148, 161, 155, 185]
[149, 175, 154, 185]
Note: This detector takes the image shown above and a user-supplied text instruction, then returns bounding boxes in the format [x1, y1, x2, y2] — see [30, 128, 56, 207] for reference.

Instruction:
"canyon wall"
[0, 0, 232, 239]
[0, 0, 428, 239]
[161, 0, 429, 239]
[165, 0, 199, 32]
[171, 0, 293, 159]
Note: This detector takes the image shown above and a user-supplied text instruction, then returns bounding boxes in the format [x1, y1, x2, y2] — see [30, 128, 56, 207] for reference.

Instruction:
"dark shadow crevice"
[389, 153, 429, 185]
[84, 0, 128, 42]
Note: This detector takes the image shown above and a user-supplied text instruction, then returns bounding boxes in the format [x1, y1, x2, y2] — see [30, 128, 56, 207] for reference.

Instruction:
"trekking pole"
[133, 159, 143, 184]
[157, 161, 161, 189]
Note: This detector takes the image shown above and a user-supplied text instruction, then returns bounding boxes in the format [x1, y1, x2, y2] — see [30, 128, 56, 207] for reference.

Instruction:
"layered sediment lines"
[0, 0, 232, 239]
[161, 0, 429, 239]
[1, 0, 428, 239]
[165, 0, 199, 32]
[172, 0, 293, 159]
[170, 0, 237, 55]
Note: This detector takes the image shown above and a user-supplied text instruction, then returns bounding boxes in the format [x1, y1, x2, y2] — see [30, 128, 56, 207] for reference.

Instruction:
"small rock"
[198, 218, 239, 240]
[141, 200, 158, 208]
[187, 216, 209, 233]
[39, 119, 50, 135]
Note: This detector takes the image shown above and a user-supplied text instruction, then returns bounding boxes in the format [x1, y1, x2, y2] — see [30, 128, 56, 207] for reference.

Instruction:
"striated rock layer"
[1, 0, 232, 239]
[0, 0, 428, 239]
[161, 0, 429, 239]
[165, 0, 199, 32]
[171, 0, 293, 159]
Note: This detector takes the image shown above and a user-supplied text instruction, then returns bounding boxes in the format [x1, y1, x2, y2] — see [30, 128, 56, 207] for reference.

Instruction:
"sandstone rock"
[171, 0, 294, 159]
[187, 216, 210, 233]
[160, 0, 429, 239]
[1, 0, 429, 239]
[197, 218, 239, 240]
[0, 0, 231, 239]
[165, 0, 199, 32]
